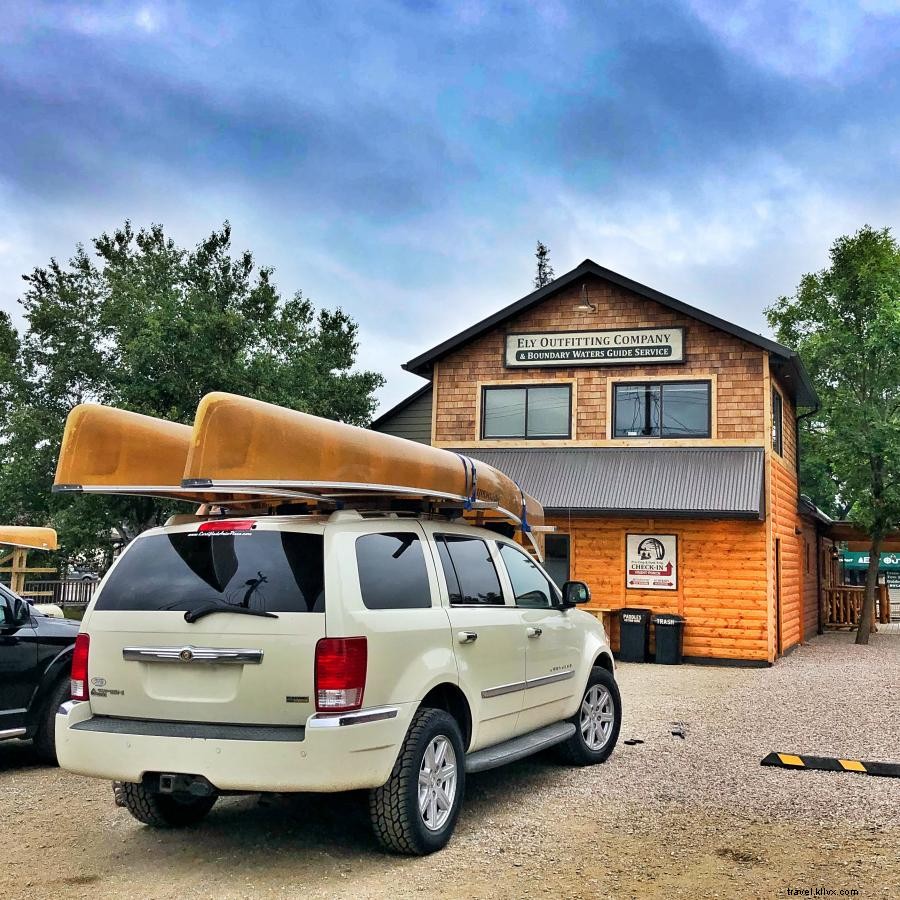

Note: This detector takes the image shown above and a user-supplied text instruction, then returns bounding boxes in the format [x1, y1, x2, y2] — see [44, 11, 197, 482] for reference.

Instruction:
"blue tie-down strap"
[515, 480, 530, 532]
[455, 453, 479, 510]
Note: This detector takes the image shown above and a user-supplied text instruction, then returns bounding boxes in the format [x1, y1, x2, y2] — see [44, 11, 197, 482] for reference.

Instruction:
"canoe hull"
[0, 526, 58, 552]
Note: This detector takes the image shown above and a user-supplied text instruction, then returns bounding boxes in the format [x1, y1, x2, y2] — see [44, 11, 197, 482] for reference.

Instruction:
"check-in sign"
[626, 534, 678, 591]
[505, 328, 685, 367]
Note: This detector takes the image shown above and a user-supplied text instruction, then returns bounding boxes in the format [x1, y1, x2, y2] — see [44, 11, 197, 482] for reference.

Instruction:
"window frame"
[434, 533, 507, 607]
[354, 531, 433, 611]
[480, 383, 573, 441]
[772, 387, 784, 456]
[543, 533, 571, 587]
[612, 379, 712, 440]
[497, 541, 561, 608]
[0, 585, 15, 624]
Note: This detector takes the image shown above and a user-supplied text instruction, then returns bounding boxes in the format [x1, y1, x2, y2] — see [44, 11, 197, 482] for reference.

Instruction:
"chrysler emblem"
[179, 648, 194, 662]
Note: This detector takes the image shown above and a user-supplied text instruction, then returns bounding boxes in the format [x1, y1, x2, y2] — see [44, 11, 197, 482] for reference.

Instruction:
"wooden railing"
[22, 579, 97, 606]
[0, 547, 55, 594]
[824, 585, 891, 628]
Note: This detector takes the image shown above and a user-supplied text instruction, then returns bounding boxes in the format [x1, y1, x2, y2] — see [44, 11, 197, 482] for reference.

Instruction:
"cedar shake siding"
[430, 276, 767, 446]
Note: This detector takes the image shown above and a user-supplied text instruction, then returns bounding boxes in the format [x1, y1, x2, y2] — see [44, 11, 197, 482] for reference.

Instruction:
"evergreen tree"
[534, 241, 555, 289]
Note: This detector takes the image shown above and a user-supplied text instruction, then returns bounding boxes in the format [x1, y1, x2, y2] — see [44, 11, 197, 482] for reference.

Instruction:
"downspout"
[795, 400, 823, 633]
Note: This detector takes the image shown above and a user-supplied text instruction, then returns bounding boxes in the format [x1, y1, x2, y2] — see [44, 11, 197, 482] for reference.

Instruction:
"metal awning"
[455, 447, 766, 519]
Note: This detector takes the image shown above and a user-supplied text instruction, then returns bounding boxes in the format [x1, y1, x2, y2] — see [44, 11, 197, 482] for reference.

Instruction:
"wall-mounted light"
[573, 284, 597, 314]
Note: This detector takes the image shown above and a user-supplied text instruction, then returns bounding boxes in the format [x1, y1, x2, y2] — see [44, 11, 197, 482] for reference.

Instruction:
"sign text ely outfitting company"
[505, 328, 685, 367]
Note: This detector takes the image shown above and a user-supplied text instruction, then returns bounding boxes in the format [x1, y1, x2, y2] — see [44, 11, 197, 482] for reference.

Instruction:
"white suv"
[56, 511, 619, 854]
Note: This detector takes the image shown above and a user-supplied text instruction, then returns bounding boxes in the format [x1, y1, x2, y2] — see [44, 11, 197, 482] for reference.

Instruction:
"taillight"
[314, 637, 367, 713]
[197, 519, 256, 533]
[71, 633, 90, 701]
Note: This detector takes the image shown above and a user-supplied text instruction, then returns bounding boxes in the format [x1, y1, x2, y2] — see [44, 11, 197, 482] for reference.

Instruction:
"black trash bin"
[619, 608, 651, 662]
[653, 614, 685, 665]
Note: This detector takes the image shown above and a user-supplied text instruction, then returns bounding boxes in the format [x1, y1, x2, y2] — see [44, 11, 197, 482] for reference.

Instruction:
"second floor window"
[772, 388, 783, 455]
[613, 381, 711, 438]
[482, 384, 571, 439]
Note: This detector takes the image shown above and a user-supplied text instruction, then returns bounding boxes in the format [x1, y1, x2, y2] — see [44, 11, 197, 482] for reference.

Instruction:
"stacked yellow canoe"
[54, 393, 544, 538]
[0, 526, 58, 551]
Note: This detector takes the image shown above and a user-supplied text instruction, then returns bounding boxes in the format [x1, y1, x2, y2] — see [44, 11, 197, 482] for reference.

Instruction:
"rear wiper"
[184, 605, 279, 624]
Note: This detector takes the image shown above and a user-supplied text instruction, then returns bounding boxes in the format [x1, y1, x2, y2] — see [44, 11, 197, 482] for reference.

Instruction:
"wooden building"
[374, 260, 826, 665]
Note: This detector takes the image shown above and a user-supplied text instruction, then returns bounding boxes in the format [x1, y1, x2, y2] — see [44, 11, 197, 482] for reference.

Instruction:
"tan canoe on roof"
[185, 392, 544, 530]
[0, 526, 57, 551]
[52, 394, 545, 545]
[54, 404, 194, 498]
[52, 403, 295, 506]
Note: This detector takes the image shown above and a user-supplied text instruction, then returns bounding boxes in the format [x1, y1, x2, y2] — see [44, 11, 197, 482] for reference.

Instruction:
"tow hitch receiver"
[157, 773, 217, 796]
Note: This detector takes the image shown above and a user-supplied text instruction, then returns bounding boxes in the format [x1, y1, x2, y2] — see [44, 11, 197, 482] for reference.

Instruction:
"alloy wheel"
[580, 684, 615, 750]
[417, 735, 458, 831]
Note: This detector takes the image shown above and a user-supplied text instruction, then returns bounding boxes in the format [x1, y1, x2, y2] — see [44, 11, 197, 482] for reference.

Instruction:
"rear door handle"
[526, 627, 543, 638]
[457, 631, 478, 644]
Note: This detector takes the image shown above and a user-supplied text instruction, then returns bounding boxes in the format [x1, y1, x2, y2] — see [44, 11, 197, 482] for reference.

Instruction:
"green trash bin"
[653, 614, 685, 665]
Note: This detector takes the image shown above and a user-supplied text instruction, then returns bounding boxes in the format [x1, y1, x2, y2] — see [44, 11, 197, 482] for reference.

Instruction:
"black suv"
[0, 583, 78, 762]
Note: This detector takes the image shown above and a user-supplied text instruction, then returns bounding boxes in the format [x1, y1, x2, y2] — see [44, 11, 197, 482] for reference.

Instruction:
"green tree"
[534, 241, 554, 289]
[796, 419, 851, 520]
[0, 221, 384, 563]
[766, 226, 900, 644]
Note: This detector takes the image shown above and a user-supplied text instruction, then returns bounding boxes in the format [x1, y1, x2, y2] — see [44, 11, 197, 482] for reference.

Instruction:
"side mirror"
[561, 580, 591, 607]
[2, 596, 31, 627]
[13, 597, 31, 625]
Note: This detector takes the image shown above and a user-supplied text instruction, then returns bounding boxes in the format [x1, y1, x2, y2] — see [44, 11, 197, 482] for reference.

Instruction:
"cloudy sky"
[1, 0, 898, 411]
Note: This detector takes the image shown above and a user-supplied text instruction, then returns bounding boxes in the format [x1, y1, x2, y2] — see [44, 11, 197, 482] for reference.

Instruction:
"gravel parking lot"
[2, 631, 898, 900]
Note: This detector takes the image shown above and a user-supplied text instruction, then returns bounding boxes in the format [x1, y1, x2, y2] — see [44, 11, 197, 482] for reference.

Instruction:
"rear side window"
[95, 531, 325, 613]
[436, 535, 504, 606]
[355, 532, 431, 610]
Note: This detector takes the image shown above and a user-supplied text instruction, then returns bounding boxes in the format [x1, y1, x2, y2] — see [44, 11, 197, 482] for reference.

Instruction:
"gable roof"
[403, 259, 817, 407]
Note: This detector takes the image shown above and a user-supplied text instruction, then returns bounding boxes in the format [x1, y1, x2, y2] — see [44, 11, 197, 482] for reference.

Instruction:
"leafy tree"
[796, 419, 851, 520]
[766, 226, 900, 644]
[0, 221, 384, 564]
[534, 241, 554, 289]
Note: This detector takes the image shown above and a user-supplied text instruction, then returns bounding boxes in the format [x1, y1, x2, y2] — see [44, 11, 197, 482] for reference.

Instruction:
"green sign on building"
[840, 551, 900, 571]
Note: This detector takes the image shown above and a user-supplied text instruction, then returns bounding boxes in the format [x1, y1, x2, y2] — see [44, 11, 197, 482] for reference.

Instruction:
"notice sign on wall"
[505, 328, 685, 368]
[626, 534, 678, 591]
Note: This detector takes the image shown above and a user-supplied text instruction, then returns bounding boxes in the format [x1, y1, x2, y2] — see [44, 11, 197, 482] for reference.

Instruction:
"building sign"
[505, 328, 685, 368]
[886, 572, 900, 590]
[840, 551, 900, 571]
[626, 534, 678, 591]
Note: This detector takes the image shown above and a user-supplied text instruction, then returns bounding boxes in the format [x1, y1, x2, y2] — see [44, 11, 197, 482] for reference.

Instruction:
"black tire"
[33, 676, 71, 765]
[369, 708, 466, 855]
[555, 666, 622, 765]
[119, 781, 217, 828]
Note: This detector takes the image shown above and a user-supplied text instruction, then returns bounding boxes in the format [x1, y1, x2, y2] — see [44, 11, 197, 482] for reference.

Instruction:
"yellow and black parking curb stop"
[761, 751, 900, 778]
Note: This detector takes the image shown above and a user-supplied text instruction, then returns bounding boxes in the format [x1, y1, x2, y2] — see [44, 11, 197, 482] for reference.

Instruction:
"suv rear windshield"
[95, 530, 325, 614]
